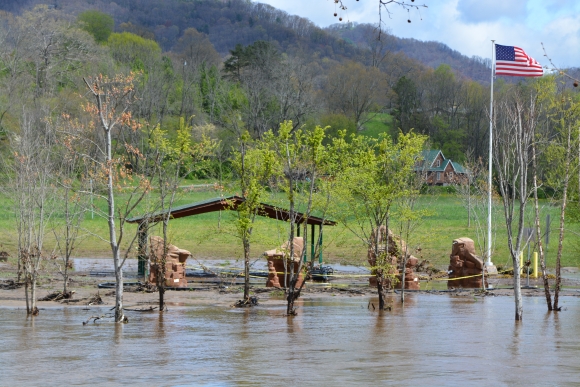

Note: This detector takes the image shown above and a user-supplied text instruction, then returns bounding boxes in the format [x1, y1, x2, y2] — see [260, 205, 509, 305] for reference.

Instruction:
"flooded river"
[1, 294, 579, 386]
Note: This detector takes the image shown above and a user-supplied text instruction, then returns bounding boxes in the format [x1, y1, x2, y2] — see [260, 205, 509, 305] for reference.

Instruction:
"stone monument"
[149, 236, 191, 288]
[264, 237, 305, 288]
[447, 237, 487, 289]
[367, 226, 420, 290]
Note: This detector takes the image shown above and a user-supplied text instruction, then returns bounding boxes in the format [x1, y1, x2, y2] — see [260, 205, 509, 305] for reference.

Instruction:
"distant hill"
[326, 22, 491, 83]
[0, 0, 493, 83]
[0, 0, 358, 55]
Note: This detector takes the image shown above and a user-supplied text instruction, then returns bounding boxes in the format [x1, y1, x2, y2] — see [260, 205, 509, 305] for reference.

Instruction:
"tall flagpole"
[486, 40, 495, 269]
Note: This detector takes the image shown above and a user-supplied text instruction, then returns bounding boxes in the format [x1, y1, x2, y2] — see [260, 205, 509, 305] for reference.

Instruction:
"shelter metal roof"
[126, 195, 336, 226]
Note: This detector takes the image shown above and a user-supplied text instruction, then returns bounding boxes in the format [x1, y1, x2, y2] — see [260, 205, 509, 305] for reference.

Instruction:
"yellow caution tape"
[186, 264, 516, 282]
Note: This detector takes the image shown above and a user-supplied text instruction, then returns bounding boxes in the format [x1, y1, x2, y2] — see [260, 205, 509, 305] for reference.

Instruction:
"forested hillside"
[327, 22, 491, 83]
[0, 0, 503, 167]
[1, 0, 488, 82]
[0, 0, 576, 164]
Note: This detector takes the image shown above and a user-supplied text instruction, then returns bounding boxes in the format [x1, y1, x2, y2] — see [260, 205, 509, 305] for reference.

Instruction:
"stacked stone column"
[148, 236, 191, 288]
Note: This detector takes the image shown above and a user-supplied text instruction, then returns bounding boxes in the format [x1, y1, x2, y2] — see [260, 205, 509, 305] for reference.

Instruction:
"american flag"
[495, 44, 543, 77]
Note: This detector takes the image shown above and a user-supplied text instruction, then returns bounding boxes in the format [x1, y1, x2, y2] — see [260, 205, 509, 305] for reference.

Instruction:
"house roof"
[417, 150, 467, 174]
[126, 195, 337, 226]
[451, 161, 468, 174]
[420, 150, 444, 168]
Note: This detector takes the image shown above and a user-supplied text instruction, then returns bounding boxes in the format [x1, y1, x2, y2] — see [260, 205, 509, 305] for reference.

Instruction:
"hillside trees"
[323, 61, 387, 131]
[392, 75, 425, 134]
[172, 28, 221, 122]
[18, 5, 95, 99]
[108, 32, 161, 70]
[77, 10, 114, 44]
[391, 66, 489, 162]
[223, 40, 319, 138]
[224, 40, 283, 137]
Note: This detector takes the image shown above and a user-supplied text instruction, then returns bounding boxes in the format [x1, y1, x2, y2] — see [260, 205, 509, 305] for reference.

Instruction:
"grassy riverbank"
[0, 182, 578, 270]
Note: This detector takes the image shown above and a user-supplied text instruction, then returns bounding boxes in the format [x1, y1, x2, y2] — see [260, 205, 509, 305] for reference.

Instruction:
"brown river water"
[1, 294, 579, 386]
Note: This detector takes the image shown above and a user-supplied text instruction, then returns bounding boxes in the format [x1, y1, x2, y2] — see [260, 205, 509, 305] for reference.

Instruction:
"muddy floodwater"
[1, 295, 579, 386]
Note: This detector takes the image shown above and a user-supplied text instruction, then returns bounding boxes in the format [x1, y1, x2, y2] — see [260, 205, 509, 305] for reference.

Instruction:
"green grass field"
[360, 113, 394, 138]
[1, 183, 578, 271]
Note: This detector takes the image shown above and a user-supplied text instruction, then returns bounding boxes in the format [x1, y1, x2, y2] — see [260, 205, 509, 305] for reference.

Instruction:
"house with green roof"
[415, 150, 468, 186]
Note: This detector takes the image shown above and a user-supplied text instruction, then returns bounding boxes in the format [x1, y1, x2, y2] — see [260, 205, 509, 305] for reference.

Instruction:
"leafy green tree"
[199, 64, 225, 122]
[317, 113, 357, 144]
[333, 131, 426, 310]
[262, 121, 329, 315]
[107, 32, 161, 70]
[148, 118, 216, 310]
[542, 79, 580, 312]
[231, 130, 278, 303]
[393, 76, 421, 134]
[78, 10, 114, 44]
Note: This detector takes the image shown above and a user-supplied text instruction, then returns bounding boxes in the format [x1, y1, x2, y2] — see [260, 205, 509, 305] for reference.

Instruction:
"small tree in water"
[83, 73, 151, 323]
[147, 118, 215, 310]
[334, 131, 426, 310]
[231, 130, 279, 305]
[493, 84, 540, 321]
[261, 121, 330, 315]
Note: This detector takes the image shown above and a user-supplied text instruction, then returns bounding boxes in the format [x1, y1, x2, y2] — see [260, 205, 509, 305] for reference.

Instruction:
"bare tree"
[493, 86, 539, 321]
[8, 110, 57, 315]
[83, 73, 151, 323]
[51, 114, 89, 294]
[334, 1, 427, 29]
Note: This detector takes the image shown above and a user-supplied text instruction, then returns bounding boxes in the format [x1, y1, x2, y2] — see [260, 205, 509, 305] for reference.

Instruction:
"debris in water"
[233, 295, 259, 308]
[40, 290, 74, 302]
[86, 292, 104, 306]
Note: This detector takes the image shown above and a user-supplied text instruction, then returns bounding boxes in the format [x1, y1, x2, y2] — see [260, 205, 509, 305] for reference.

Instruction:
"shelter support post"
[311, 224, 315, 261]
[137, 222, 148, 278]
[319, 227, 323, 265]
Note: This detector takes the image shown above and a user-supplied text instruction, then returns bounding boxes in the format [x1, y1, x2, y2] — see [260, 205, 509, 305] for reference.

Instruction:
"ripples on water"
[1, 295, 579, 386]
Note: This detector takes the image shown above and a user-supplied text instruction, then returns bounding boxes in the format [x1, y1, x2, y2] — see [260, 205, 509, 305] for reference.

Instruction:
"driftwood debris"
[233, 295, 259, 308]
[123, 306, 158, 312]
[86, 292, 104, 305]
[82, 316, 102, 325]
[0, 280, 23, 290]
[40, 290, 74, 301]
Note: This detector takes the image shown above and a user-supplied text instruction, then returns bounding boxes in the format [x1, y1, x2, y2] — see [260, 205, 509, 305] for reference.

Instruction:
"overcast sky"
[258, 0, 580, 69]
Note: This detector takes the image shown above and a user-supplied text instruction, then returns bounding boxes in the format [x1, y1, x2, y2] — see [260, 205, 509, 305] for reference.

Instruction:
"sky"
[258, 0, 580, 69]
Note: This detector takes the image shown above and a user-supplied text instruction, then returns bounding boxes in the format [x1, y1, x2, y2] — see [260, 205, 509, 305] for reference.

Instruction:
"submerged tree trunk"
[31, 273, 38, 315]
[158, 286, 165, 311]
[114, 257, 125, 323]
[376, 271, 386, 310]
[243, 239, 251, 301]
[553, 123, 572, 311]
[24, 280, 30, 315]
[531, 141, 552, 310]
